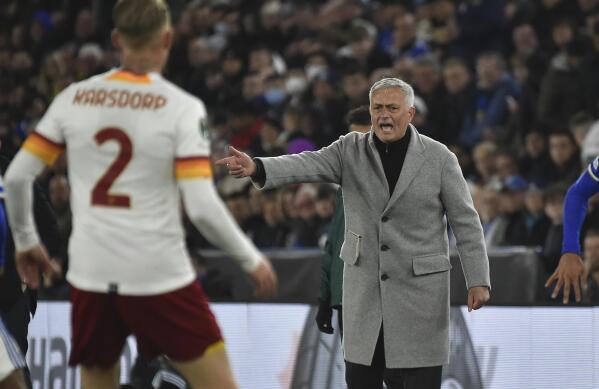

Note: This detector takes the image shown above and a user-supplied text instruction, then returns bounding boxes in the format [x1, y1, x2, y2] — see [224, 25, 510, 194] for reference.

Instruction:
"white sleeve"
[179, 178, 263, 272]
[4, 151, 46, 251]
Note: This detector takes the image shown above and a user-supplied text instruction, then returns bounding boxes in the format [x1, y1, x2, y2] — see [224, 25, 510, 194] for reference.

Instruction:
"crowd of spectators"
[2, 0, 599, 299]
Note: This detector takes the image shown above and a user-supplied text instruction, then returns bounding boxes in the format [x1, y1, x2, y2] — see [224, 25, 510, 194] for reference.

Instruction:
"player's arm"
[3, 90, 68, 288]
[178, 179, 274, 291]
[175, 101, 277, 298]
[547, 157, 599, 303]
[562, 162, 599, 255]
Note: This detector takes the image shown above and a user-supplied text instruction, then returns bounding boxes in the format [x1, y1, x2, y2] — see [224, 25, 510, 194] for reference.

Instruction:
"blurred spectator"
[315, 184, 337, 246]
[342, 67, 370, 109]
[495, 150, 520, 181]
[448, 144, 476, 179]
[388, 13, 429, 60]
[580, 19, 599, 116]
[537, 39, 587, 130]
[304, 74, 346, 146]
[546, 131, 581, 184]
[519, 131, 552, 187]
[455, 0, 505, 60]
[412, 55, 446, 140]
[228, 102, 265, 151]
[478, 187, 505, 247]
[427, 0, 459, 55]
[461, 51, 520, 147]
[340, 25, 392, 75]
[471, 141, 499, 187]
[511, 23, 548, 91]
[497, 175, 529, 246]
[542, 182, 569, 277]
[441, 57, 475, 145]
[524, 185, 551, 246]
[250, 117, 286, 157]
[568, 111, 594, 150]
[250, 190, 289, 248]
[287, 184, 322, 248]
[224, 191, 250, 229]
[533, 1, 581, 52]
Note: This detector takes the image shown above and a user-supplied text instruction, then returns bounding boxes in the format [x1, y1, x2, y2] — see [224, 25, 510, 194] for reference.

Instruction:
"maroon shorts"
[68, 281, 223, 368]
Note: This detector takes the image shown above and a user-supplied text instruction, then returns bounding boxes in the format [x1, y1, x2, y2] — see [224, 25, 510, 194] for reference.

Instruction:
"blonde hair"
[113, 0, 170, 49]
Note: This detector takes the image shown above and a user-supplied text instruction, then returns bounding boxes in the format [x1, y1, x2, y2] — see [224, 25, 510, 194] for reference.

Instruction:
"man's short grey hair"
[369, 78, 415, 107]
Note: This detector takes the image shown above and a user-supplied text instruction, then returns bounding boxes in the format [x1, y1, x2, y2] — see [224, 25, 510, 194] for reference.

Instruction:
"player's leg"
[69, 287, 129, 389]
[170, 343, 237, 389]
[0, 318, 27, 389]
[121, 281, 237, 389]
[80, 363, 120, 389]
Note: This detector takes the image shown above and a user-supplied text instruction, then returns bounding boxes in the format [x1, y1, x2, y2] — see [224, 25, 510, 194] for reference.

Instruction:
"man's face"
[343, 74, 369, 99]
[443, 63, 470, 94]
[413, 65, 440, 94]
[513, 24, 538, 55]
[549, 135, 576, 166]
[370, 87, 415, 143]
[476, 57, 502, 89]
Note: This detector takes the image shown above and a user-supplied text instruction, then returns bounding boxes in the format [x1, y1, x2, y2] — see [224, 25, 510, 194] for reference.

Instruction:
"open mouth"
[380, 123, 393, 132]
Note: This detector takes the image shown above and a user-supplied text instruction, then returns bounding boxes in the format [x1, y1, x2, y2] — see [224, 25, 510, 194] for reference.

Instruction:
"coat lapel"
[367, 132, 390, 198]
[383, 125, 426, 213]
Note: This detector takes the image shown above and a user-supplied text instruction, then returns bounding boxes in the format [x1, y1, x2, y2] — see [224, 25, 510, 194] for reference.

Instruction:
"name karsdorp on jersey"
[22, 69, 212, 295]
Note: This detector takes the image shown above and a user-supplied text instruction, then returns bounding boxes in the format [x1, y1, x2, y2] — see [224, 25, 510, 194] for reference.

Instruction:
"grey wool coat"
[254, 125, 490, 368]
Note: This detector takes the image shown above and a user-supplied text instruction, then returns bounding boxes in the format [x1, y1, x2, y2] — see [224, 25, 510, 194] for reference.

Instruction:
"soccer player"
[4, 1, 277, 388]
[547, 156, 599, 304]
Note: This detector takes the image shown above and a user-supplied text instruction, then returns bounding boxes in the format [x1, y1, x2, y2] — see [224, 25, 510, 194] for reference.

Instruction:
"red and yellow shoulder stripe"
[106, 70, 152, 84]
[175, 156, 212, 179]
[22, 132, 65, 166]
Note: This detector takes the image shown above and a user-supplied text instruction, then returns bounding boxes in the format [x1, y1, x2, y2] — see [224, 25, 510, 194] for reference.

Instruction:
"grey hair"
[369, 78, 415, 107]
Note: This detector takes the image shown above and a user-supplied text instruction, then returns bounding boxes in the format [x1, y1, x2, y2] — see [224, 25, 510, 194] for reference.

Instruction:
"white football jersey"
[24, 69, 214, 294]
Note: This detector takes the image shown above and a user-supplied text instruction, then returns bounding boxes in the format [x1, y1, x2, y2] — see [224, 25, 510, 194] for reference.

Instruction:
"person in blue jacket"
[547, 156, 599, 303]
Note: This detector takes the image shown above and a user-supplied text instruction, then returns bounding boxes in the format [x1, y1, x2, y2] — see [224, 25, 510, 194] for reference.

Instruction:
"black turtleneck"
[373, 127, 411, 197]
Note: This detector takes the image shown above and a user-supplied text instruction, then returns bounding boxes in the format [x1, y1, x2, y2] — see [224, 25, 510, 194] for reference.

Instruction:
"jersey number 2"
[91, 128, 132, 207]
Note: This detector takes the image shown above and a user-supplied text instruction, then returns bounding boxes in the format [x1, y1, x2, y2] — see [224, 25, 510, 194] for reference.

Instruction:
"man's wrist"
[251, 158, 261, 178]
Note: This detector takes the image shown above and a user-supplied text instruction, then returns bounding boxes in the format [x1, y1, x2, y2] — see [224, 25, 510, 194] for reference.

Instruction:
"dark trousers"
[345, 328, 442, 389]
[1, 291, 34, 388]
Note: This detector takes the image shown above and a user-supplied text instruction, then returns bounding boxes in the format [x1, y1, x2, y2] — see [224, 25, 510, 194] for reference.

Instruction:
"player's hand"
[15, 245, 60, 289]
[467, 286, 490, 312]
[546, 253, 586, 304]
[249, 258, 278, 298]
[315, 300, 334, 334]
[215, 146, 256, 178]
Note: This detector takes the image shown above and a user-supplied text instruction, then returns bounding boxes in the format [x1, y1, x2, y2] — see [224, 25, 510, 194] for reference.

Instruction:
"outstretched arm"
[547, 161, 599, 304]
[178, 178, 277, 297]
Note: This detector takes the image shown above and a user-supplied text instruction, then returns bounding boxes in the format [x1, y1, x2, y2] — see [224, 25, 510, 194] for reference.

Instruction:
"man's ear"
[111, 29, 122, 50]
[408, 106, 416, 121]
[162, 27, 174, 50]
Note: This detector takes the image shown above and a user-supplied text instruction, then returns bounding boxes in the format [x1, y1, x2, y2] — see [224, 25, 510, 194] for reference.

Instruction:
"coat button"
[381, 273, 389, 281]
[382, 216, 389, 222]
[381, 245, 389, 251]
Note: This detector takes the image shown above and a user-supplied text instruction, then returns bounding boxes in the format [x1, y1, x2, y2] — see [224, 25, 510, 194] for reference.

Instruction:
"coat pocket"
[339, 230, 361, 265]
[412, 253, 452, 276]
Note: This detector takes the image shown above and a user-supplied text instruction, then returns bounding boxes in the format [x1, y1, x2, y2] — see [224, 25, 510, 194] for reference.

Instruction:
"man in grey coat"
[217, 78, 491, 389]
